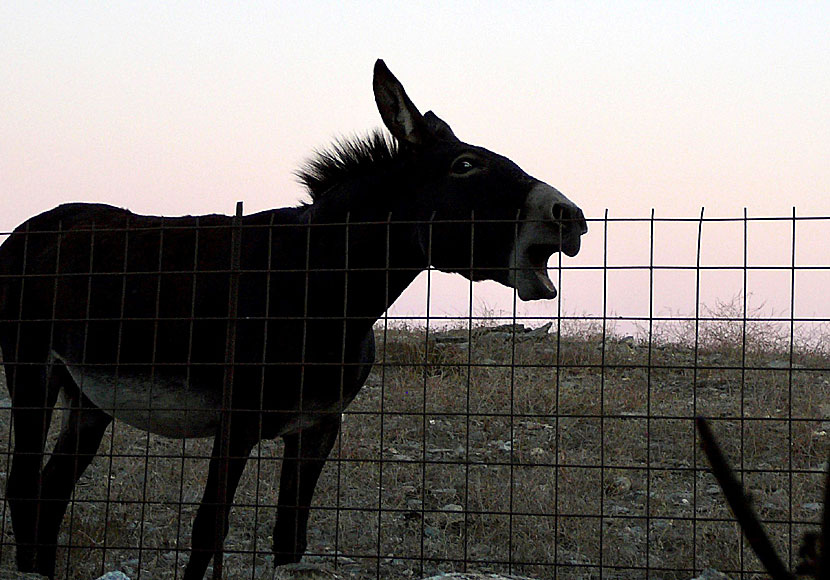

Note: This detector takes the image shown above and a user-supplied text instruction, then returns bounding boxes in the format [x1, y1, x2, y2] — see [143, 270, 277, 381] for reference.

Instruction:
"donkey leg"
[35, 386, 112, 578]
[184, 428, 256, 580]
[5, 363, 61, 574]
[273, 414, 341, 565]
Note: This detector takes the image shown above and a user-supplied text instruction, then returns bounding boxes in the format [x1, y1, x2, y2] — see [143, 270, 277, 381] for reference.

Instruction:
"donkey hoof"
[273, 539, 305, 567]
[273, 551, 304, 567]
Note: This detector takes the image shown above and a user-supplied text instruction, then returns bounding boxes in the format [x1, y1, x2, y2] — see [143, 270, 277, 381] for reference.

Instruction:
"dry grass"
[0, 308, 828, 580]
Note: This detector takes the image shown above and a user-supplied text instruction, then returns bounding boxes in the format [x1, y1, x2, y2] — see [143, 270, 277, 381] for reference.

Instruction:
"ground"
[0, 316, 828, 580]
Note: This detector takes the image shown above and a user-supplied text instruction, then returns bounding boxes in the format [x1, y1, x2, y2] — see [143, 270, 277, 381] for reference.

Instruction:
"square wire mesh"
[0, 207, 828, 580]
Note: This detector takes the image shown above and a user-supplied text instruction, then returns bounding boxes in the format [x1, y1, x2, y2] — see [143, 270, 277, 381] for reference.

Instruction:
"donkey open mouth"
[509, 183, 588, 300]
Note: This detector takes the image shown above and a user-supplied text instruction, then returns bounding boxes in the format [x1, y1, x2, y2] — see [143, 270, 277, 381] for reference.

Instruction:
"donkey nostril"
[551, 203, 567, 222]
[551, 203, 588, 234]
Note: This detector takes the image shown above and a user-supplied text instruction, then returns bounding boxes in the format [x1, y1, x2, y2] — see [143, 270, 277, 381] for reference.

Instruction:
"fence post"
[213, 201, 244, 580]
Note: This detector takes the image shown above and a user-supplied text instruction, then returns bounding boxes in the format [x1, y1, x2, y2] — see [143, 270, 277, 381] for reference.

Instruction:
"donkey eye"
[451, 158, 477, 175]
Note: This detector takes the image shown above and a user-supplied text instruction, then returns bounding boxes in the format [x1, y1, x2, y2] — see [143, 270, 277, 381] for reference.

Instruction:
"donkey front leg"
[5, 366, 59, 574]
[273, 414, 341, 565]
[184, 428, 257, 580]
[36, 391, 112, 578]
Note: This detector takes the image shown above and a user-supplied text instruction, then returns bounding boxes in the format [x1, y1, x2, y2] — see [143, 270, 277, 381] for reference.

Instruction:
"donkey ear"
[373, 60, 434, 146]
[424, 111, 459, 142]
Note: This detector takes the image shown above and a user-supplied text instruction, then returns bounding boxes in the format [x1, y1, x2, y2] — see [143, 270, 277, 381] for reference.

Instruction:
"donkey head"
[373, 59, 587, 300]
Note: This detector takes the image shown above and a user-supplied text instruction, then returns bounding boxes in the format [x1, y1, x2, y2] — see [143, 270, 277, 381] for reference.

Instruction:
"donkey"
[0, 60, 587, 579]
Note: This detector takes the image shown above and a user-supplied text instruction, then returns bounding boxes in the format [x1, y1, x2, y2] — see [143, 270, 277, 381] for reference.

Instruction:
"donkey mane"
[296, 130, 400, 201]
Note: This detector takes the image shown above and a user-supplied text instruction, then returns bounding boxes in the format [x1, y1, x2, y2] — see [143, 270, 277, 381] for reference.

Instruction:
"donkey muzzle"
[509, 183, 588, 301]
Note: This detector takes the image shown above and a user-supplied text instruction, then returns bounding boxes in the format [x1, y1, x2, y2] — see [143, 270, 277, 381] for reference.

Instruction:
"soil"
[0, 320, 827, 580]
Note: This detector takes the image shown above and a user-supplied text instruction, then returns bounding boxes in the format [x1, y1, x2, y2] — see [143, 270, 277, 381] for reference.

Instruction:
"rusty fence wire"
[0, 208, 828, 580]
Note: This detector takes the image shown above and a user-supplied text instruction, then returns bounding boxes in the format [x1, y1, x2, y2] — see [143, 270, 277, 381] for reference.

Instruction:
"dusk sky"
[2, 3, 828, 329]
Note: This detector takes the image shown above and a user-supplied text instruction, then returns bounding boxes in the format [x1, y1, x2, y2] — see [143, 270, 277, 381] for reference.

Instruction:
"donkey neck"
[299, 184, 429, 330]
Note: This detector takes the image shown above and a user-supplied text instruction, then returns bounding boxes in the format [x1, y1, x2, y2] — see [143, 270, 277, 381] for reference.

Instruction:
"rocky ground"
[0, 319, 827, 580]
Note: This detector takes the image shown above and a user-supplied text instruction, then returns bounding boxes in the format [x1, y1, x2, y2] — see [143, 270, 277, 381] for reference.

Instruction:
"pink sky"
[2, 3, 828, 328]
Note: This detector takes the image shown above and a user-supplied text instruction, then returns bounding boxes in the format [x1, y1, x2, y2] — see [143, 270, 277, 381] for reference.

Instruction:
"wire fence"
[0, 208, 828, 580]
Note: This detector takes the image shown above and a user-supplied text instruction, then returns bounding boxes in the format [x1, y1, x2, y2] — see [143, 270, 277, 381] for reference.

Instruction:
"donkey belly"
[54, 353, 221, 438]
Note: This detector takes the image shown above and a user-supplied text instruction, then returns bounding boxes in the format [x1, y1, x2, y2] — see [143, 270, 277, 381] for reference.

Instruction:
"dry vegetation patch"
[0, 312, 828, 579]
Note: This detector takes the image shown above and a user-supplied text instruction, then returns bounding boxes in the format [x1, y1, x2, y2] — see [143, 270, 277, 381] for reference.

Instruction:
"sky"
[2, 2, 828, 331]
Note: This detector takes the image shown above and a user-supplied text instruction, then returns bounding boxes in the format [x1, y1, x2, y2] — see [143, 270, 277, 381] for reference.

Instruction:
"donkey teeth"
[524, 245, 557, 295]
[535, 265, 556, 293]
